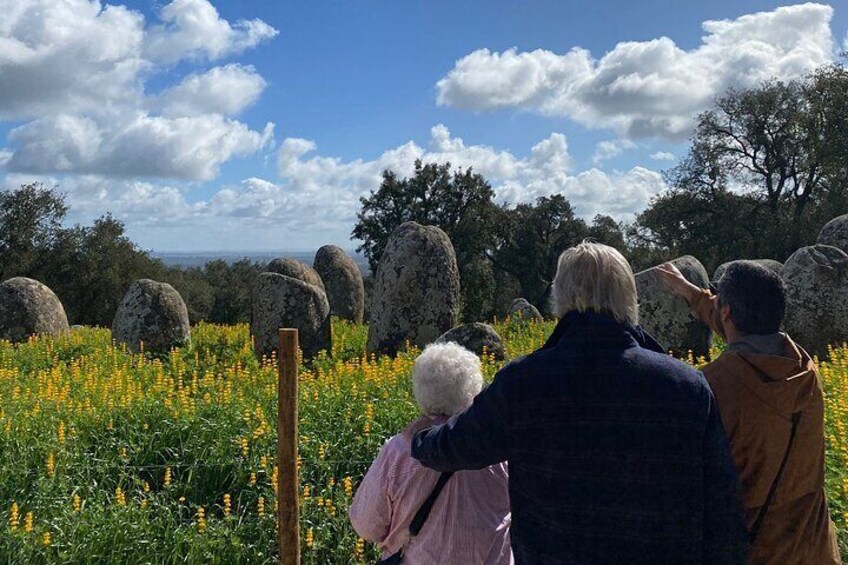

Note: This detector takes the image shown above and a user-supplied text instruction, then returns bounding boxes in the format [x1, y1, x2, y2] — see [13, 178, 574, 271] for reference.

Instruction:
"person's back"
[413, 243, 748, 564]
[350, 342, 512, 564]
[658, 260, 841, 564]
[351, 423, 511, 563]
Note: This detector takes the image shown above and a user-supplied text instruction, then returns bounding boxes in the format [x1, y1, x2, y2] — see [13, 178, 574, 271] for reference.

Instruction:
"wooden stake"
[278, 329, 300, 565]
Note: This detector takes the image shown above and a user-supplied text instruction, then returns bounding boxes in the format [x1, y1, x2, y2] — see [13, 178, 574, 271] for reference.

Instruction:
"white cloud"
[6, 113, 273, 180]
[650, 151, 675, 161]
[592, 139, 636, 164]
[0, 0, 277, 180]
[143, 0, 278, 64]
[437, 3, 836, 139]
[275, 124, 661, 223]
[158, 64, 267, 117]
[4, 125, 667, 249]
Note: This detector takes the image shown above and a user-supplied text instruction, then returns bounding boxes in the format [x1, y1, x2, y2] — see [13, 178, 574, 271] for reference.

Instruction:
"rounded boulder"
[782, 245, 848, 357]
[252, 272, 331, 361]
[313, 245, 365, 323]
[817, 214, 848, 255]
[436, 322, 506, 360]
[366, 222, 460, 356]
[265, 258, 325, 291]
[508, 298, 543, 322]
[112, 279, 190, 354]
[635, 256, 711, 357]
[0, 277, 69, 343]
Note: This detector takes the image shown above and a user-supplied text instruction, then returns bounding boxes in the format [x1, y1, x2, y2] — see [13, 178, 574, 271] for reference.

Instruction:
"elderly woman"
[412, 241, 749, 564]
[349, 342, 512, 564]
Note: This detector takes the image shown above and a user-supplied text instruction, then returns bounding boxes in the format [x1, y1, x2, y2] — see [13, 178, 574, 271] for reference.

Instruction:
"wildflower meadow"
[0, 319, 844, 563]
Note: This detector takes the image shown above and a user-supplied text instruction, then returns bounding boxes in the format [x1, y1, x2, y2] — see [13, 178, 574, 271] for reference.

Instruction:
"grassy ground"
[0, 319, 843, 563]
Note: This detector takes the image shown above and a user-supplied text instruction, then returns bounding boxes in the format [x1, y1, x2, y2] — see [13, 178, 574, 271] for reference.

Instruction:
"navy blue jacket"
[412, 311, 748, 564]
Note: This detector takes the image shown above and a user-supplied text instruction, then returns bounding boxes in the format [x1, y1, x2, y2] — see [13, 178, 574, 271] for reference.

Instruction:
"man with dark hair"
[658, 260, 841, 565]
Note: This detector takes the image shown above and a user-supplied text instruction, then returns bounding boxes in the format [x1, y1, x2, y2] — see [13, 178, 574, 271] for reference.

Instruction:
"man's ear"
[719, 303, 732, 324]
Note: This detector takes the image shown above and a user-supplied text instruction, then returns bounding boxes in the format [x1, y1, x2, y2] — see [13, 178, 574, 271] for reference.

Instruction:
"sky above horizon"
[1, 0, 846, 252]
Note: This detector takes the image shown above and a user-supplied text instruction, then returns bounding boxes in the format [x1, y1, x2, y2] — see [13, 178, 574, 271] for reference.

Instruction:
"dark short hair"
[716, 261, 785, 334]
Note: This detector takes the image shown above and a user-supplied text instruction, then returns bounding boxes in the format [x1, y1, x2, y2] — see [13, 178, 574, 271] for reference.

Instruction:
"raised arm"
[656, 263, 725, 339]
[411, 369, 511, 472]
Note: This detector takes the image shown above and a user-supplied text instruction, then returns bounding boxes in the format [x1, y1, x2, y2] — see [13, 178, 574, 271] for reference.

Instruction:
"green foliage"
[490, 197, 628, 312]
[635, 63, 848, 272]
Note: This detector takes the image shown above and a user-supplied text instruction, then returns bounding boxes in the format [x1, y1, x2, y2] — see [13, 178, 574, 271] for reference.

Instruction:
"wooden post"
[278, 329, 300, 565]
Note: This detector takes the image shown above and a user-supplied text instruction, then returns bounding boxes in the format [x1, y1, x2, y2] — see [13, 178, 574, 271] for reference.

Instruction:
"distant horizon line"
[150, 249, 362, 255]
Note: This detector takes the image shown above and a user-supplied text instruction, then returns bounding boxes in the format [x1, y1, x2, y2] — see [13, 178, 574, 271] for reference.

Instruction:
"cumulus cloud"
[6, 113, 273, 180]
[275, 125, 662, 224]
[5, 125, 667, 249]
[0, 0, 276, 180]
[143, 0, 278, 64]
[592, 139, 636, 164]
[158, 64, 267, 117]
[437, 3, 837, 139]
[650, 151, 676, 161]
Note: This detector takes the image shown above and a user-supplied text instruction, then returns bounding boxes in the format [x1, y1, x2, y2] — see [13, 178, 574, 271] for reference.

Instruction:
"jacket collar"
[540, 310, 665, 354]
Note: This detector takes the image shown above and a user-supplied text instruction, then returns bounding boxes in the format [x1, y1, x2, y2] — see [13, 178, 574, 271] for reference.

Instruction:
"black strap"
[749, 412, 802, 543]
[409, 471, 454, 535]
[378, 472, 454, 564]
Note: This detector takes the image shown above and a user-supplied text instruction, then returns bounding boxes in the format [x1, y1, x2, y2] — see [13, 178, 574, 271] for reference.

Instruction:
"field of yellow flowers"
[0, 319, 844, 563]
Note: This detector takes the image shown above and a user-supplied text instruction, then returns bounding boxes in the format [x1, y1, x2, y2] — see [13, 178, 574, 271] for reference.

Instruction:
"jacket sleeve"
[701, 384, 749, 564]
[689, 288, 725, 340]
[411, 369, 511, 471]
[349, 441, 394, 544]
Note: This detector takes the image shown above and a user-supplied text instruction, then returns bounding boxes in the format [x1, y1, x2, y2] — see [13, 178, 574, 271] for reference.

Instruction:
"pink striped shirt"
[349, 415, 512, 564]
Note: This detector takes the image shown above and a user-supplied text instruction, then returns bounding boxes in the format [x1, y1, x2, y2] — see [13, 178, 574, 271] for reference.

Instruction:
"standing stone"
[508, 298, 543, 322]
[366, 222, 460, 355]
[635, 256, 711, 357]
[0, 277, 69, 343]
[713, 259, 783, 282]
[783, 245, 848, 356]
[252, 273, 331, 361]
[112, 279, 190, 354]
[817, 214, 848, 255]
[313, 245, 365, 323]
[436, 322, 506, 360]
[265, 258, 325, 291]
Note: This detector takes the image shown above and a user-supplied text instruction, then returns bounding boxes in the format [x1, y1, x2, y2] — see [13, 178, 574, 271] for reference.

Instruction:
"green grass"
[0, 319, 842, 563]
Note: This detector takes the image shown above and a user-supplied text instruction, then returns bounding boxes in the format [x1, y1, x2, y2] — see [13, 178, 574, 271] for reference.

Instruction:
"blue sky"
[1, 1, 846, 251]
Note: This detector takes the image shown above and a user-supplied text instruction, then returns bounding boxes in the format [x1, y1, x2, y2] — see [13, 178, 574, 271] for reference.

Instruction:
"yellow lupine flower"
[223, 494, 231, 518]
[42, 531, 50, 546]
[24, 512, 33, 533]
[72, 495, 81, 513]
[9, 503, 19, 531]
[257, 496, 265, 517]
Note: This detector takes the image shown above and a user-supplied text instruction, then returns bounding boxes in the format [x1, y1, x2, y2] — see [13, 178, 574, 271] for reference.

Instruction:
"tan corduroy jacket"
[690, 289, 841, 565]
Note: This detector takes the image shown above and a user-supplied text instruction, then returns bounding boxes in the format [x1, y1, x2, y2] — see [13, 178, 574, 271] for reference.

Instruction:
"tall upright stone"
[783, 245, 848, 356]
[313, 245, 365, 323]
[366, 222, 460, 355]
[252, 273, 331, 361]
[635, 256, 711, 357]
[112, 279, 190, 354]
[817, 214, 848, 255]
[265, 258, 325, 291]
[0, 277, 69, 343]
[713, 259, 783, 282]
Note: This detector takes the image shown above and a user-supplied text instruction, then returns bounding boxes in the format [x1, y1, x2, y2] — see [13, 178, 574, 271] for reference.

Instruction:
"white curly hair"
[412, 342, 483, 416]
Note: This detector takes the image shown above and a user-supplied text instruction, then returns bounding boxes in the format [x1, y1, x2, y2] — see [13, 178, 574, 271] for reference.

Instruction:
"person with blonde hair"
[350, 342, 512, 564]
[412, 241, 748, 564]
